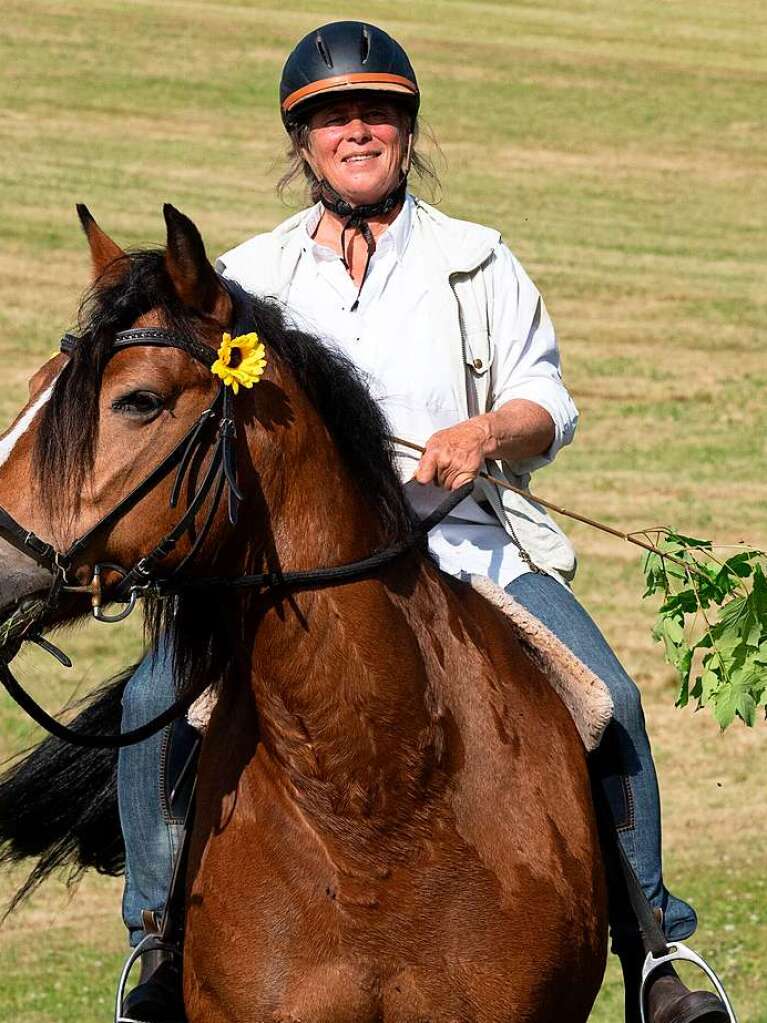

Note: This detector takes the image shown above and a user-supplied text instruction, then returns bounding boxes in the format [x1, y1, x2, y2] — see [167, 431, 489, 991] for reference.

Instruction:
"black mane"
[34, 249, 413, 693]
[35, 249, 411, 541]
[0, 249, 418, 909]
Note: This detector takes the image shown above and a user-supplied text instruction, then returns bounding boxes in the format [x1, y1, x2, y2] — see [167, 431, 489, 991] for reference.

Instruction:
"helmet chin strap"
[318, 172, 409, 312]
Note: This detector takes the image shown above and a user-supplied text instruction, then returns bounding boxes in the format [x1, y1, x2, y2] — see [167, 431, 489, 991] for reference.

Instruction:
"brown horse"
[0, 206, 606, 1022]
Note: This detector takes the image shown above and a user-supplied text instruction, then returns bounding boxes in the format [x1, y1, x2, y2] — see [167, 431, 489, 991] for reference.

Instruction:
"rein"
[0, 282, 468, 748]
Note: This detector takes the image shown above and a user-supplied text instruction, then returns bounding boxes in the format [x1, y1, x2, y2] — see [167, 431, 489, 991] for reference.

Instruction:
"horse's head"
[0, 204, 411, 682]
[0, 204, 268, 652]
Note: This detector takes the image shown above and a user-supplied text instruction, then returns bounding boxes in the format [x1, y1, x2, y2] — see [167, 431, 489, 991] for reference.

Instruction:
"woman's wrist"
[476, 401, 555, 463]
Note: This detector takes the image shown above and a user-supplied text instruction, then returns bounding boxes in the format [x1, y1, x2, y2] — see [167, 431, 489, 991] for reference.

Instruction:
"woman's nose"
[345, 117, 372, 141]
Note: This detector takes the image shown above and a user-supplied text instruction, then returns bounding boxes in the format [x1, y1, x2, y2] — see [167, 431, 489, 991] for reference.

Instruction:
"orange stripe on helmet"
[282, 72, 418, 114]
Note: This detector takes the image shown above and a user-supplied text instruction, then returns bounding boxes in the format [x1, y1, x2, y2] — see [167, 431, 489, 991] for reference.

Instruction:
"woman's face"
[303, 96, 409, 207]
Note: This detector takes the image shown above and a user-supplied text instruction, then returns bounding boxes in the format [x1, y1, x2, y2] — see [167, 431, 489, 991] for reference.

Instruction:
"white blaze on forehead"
[0, 382, 57, 469]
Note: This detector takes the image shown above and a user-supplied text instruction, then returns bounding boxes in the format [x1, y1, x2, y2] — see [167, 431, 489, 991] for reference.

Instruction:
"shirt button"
[473, 358, 484, 370]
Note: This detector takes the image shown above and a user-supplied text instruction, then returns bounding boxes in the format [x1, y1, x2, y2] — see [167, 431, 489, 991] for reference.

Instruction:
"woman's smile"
[304, 97, 408, 206]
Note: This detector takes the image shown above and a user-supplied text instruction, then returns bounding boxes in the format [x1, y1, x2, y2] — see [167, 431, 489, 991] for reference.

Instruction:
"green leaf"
[713, 687, 738, 729]
[641, 534, 767, 729]
[662, 615, 685, 645]
[715, 595, 748, 629]
[752, 564, 767, 617]
[663, 531, 713, 551]
[699, 667, 721, 702]
[659, 589, 698, 615]
[738, 693, 757, 727]
[723, 551, 755, 578]
[676, 674, 690, 708]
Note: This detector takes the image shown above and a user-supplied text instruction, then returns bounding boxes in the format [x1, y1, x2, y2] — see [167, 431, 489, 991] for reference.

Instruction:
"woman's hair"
[276, 105, 441, 204]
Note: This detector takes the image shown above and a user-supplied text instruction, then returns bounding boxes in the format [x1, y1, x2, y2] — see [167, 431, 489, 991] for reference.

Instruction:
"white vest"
[217, 199, 577, 583]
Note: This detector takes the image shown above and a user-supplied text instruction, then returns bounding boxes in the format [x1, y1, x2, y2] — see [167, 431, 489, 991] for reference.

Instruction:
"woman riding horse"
[117, 21, 726, 1023]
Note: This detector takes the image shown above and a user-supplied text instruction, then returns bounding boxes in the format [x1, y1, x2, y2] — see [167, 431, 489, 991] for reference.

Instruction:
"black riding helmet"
[280, 21, 420, 129]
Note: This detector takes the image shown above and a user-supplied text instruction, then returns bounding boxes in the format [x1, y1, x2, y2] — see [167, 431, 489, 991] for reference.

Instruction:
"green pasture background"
[1, 0, 765, 1019]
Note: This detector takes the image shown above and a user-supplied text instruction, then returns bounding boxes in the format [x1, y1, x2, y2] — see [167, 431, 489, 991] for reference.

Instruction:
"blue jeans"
[118, 571, 697, 947]
[118, 641, 198, 947]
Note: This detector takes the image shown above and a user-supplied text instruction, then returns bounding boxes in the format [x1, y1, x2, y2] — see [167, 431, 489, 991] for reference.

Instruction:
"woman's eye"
[112, 390, 165, 418]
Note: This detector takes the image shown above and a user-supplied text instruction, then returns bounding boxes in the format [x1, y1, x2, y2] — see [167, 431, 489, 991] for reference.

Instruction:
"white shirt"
[228, 195, 578, 587]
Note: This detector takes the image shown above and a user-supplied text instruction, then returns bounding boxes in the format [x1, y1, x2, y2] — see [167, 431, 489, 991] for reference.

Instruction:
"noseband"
[0, 279, 470, 747]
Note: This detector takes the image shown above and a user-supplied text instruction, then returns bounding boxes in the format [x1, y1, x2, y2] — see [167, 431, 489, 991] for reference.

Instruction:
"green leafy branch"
[389, 438, 767, 729]
[640, 529, 767, 729]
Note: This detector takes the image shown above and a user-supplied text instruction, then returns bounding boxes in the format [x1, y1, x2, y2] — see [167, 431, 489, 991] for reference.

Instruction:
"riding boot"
[120, 946, 186, 1023]
[616, 941, 728, 1023]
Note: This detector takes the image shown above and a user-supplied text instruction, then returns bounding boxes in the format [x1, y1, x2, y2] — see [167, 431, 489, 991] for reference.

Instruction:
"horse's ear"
[163, 204, 232, 323]
[76, 204, 128, 284]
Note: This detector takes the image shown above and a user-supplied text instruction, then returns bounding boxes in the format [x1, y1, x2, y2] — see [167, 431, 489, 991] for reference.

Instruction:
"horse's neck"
[243, 396, 450, 850]
[249, 568, 450, 848]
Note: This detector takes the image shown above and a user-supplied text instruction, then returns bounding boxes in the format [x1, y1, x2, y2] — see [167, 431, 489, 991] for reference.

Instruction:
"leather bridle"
[0, 279, 469, 748]
[0, 326, 241, 626]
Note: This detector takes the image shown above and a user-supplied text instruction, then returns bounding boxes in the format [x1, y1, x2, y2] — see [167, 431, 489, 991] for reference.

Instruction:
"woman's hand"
[414, 417, 494, 491]
[414, 401, 556, 491]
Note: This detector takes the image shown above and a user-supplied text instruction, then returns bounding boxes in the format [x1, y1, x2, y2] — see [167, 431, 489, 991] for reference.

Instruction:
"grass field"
[1, 0, 765, 1019]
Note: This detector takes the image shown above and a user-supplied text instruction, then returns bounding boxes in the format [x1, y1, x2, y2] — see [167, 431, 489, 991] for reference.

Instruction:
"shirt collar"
[302, 192, 415, 263]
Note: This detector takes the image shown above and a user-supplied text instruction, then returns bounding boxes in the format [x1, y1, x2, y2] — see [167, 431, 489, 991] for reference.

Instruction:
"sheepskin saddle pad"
[467, 574, 613, 752]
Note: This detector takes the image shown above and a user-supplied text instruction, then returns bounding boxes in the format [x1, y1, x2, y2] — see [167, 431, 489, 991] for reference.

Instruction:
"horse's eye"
[112, 390, 165, 419]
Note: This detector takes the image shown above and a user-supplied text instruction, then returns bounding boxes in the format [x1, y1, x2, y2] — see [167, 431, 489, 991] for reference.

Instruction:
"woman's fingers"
[414, 448, 440, 485]
[414, 421, 489, 490]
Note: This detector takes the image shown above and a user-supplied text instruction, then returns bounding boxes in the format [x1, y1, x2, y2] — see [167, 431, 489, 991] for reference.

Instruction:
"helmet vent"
[360, 24, 371, 64]
[315, 32, 333, 69]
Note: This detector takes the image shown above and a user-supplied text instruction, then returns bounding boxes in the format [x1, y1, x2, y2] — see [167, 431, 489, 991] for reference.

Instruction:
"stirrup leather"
[114, 933, 182, 1023]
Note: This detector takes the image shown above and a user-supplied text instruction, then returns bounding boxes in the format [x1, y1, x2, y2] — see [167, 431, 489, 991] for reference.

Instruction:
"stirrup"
[114, 932, 181, 1023]
[640, 941, 738, 1023]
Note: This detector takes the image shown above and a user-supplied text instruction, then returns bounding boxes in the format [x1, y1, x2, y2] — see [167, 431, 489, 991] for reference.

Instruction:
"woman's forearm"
[414, 399, 555, 490]
[477, 398, 555, 463]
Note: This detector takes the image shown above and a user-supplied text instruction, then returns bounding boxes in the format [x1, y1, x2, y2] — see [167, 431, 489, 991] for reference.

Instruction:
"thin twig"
[389, 435, 702, 575]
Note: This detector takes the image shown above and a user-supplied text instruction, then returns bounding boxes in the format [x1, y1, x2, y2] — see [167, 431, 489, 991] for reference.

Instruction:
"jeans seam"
[615, 775, 636, 833]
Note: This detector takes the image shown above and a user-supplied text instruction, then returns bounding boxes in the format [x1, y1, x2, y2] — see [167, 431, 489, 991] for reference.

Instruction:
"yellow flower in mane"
[211, 332, 267, 394]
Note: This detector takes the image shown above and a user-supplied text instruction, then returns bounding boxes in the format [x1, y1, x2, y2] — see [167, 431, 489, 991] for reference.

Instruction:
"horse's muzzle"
[0, 535, 54, 626]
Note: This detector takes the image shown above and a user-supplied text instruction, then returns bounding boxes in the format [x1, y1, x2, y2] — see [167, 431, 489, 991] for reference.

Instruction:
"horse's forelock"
[32, 250, 194, 518]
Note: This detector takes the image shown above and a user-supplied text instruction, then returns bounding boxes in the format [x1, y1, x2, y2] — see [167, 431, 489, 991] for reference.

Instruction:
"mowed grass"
[0, 0, 765, 1019]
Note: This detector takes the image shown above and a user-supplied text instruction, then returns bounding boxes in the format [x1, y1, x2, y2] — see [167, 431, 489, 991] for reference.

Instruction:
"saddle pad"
[188, 575, 614, 752]
[468, 574, 613, 751]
